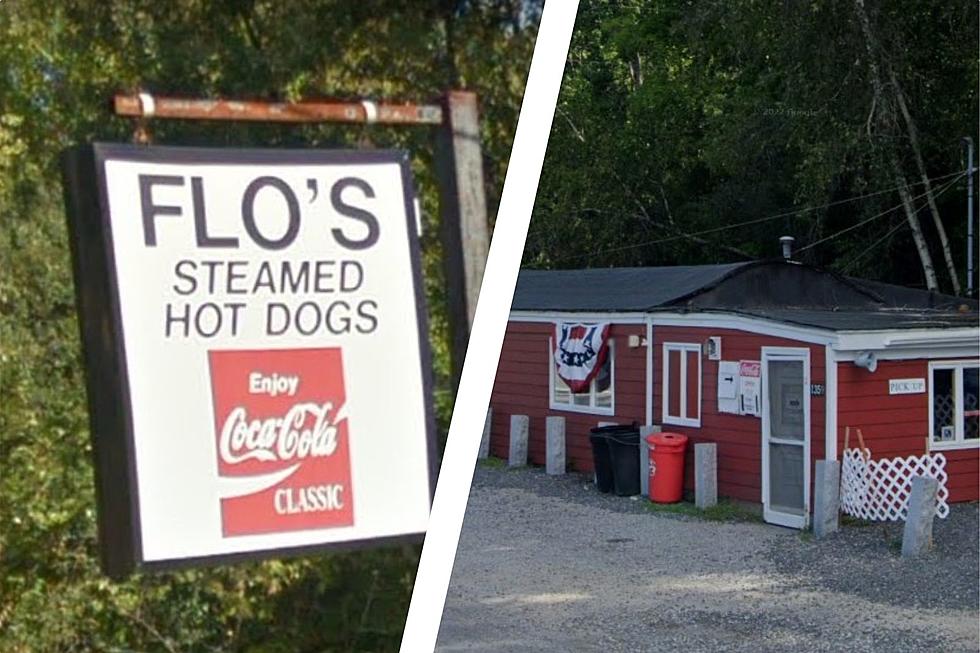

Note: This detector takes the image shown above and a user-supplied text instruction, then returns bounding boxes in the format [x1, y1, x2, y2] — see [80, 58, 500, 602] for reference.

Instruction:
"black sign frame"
[62, 143, 437, 578]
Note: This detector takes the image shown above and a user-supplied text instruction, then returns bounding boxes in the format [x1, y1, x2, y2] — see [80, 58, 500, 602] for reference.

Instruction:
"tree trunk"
[887, 63, 962, 294]
[853, 0, 939, 291]
[629, 52, 643, 89]
[894, 170, 940, 291]
[442, 4, 461, 88]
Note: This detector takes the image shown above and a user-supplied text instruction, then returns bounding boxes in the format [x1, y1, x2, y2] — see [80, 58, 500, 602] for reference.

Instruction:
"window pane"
[932, 368, 955, 442]
[686, 350, 700, 420]
[963, 367, 979, 440]
[595, 355, 612, 408]
[768, 442, 805, 515]
[667, 349, 682, 418]
[595, 390, 612, 408]
[553, 373, 571, 405]
[768, 360, 805, 441]
[572, 391, 591, 406]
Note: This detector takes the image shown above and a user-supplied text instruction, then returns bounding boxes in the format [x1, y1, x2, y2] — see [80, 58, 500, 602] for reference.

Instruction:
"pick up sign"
[63, 144, 435, 577]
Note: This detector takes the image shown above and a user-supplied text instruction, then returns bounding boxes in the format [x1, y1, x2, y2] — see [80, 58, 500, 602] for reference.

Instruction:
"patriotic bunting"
[553, 322, 610, 393]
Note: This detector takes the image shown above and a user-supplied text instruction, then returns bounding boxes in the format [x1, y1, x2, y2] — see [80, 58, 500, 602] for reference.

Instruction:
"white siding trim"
[825, 345, 838, 462]
[510, 310, 647, 324]
[512, 311, 977, 360]
[834, 344, 979, 361]
[645, 317, 653, 426]
[650, 313, 835, 345]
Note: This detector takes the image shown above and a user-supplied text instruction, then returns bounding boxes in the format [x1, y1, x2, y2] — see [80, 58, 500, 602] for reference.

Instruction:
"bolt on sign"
[62, 144, 435, 578]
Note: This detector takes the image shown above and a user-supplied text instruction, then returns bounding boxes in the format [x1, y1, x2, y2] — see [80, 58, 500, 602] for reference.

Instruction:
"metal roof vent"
[779, 235, 795, 260]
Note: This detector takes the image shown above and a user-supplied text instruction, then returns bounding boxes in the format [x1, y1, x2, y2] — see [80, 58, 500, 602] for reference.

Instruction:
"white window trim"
[662, 342, 702, 428]
[928, 359, 980, 451]
[548, 337, 615, 416]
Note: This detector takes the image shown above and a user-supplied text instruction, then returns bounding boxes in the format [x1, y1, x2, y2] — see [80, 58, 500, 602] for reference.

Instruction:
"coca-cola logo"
[208, 348, 354, 537]
[218, 402, 344, 465]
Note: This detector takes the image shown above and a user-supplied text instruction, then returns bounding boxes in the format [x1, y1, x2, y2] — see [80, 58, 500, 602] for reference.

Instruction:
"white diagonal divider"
[840, 448, 950, 521]
[399, 3, 581, 650]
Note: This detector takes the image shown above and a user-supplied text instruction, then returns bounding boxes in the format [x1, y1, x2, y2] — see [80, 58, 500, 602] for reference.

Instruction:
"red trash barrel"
[646, 433, 689, 503]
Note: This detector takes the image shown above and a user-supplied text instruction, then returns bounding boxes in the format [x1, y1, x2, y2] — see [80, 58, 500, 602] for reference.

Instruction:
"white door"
[761, 347, 810, 529]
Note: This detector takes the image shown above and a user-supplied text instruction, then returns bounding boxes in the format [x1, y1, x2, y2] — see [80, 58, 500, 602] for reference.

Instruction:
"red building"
[489, 261, 978, 529]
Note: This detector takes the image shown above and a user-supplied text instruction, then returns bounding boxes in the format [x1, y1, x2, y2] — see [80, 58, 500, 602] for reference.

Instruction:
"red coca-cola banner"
[209, 348, 354, 536]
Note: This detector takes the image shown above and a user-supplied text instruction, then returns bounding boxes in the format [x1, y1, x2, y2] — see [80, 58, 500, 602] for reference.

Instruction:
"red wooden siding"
[490, 322, 646, 471]
[837, 359, 979, 502]
[653, 326, 827, 505]
[491, 318, 978, 506]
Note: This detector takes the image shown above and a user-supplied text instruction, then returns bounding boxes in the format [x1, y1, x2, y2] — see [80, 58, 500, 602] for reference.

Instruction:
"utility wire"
[837, 172, 966, 273]
[796, 172, 967, 253]
[838, 220, 908, 274]
[531, 167, 967, 242]
[540, 168, 968, 264]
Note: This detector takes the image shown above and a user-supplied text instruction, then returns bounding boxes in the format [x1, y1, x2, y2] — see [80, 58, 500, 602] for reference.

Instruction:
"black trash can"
[606, 428, 641, 496]
[589, 424, 638, 494]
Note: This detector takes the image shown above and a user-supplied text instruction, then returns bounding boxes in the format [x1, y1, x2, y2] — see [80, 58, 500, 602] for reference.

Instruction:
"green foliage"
[529, 0, 977, 292]
[643, 498, 762, 524]
[0, 1, 537, 650]
[477, 456, 506, 469]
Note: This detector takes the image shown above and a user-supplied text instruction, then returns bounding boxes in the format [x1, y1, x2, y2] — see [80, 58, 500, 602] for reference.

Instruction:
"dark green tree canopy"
[528, 0, 977, 295]
[1, 2, 538, 651]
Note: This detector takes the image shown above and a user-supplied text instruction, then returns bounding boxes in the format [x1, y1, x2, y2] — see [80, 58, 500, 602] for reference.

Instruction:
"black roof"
[731, 307, 978, 332]
[512, 263, 747, 312]
[512, 261, 978, 332]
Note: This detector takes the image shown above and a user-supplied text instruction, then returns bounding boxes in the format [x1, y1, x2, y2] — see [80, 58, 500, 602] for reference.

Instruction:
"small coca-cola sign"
[209, 348, 354, 536]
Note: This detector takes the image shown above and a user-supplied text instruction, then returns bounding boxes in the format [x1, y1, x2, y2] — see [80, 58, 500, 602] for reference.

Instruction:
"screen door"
[762, 349, 810, 528]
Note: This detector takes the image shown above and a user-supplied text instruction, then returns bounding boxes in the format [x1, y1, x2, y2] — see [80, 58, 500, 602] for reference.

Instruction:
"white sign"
[717, 360, 740, 414]
[889, 378, 926, 395]
[739, 360, 761, 417]
[65, 144, 434, 575]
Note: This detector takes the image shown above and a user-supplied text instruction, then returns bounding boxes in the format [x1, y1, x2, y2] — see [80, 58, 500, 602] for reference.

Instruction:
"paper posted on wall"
[717, 361, 740, 414]
[739, 360, 761, 417]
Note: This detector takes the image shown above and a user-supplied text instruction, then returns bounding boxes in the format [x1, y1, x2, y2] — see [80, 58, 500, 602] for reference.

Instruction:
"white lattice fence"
[840, 449, 949, 521]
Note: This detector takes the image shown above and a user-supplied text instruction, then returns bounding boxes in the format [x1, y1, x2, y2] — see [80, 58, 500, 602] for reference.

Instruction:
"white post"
[902, 475, 938, 557]
[508, 415, 529, 467]
[639, 425, 661, 497]
[694, 443, 718, 509]
[813, 459, 840, 538]
[545, 416, 566, 475]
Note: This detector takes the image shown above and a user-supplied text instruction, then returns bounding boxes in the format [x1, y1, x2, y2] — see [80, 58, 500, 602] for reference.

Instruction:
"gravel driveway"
[437, 464, 979, 653]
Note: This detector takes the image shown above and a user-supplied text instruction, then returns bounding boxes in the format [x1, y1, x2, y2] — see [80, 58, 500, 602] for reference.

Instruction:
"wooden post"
[435, 90, 490, 389]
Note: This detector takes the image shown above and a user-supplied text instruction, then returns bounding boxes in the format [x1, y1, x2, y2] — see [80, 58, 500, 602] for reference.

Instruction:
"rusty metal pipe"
[113, 93, 443, 125]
